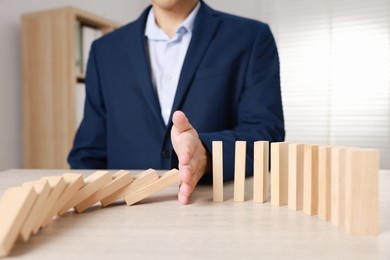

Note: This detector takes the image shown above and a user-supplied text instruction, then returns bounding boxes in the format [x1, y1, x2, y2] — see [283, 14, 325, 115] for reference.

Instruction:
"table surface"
[0, 169, 389, 260]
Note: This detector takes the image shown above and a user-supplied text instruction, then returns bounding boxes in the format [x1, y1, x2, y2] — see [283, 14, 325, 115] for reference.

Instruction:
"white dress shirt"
[145, 2, 201, 125]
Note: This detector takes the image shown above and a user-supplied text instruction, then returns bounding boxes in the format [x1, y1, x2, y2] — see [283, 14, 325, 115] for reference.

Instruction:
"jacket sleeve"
[198, 24, 285, 180]
[67, 42, 108, 169]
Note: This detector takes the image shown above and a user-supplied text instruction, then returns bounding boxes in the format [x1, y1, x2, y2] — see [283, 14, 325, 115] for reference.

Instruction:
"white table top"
[0, 169, 389, 259]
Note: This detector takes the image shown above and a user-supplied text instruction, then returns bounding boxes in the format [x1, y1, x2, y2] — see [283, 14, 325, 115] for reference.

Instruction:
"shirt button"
[164, 74, 171, 81]
[162, 149, 171, 158]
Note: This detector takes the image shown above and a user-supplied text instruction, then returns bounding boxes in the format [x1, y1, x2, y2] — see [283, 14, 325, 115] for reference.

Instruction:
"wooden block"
[271, 142, 289, 206]
[234, 141, 246, 202]
[42, 173, 84, 227]
[20, 179, 51, 242]
[75, 170, 134, 213]
[32, 176, 66, 234]
[330, 147, 346, 226]
[288, 143, 304, 210]
[59, 171, 111, 215]
[0, 186, 38, 257]
[212, 141, 224, 202]
[318, 146, 331, 221]
[303, 144, 319, 215]
[253, 141, 269, 203]
[101, 169, 159, 207]
[345, 149, 379, 235]
[124, 169, 179, 206]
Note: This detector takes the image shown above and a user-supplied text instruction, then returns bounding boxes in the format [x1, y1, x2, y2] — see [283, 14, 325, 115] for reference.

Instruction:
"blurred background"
[0, 0, 388, 171]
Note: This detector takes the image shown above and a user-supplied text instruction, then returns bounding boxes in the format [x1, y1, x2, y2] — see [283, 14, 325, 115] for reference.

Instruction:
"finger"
[179, 182, 193, 199]
[179, 166, 203, 198]
[177, 140, 194, 165]
[178, 171, 202, 205]
[178, 191, 189, 205]
[179, 165, 192, 183]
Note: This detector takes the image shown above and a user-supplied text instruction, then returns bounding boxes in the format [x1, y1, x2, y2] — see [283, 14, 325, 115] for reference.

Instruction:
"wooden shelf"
[22, 7, 120, 168]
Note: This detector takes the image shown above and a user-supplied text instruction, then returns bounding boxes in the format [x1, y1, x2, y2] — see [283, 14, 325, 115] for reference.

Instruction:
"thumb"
[172, 111, 192, 133]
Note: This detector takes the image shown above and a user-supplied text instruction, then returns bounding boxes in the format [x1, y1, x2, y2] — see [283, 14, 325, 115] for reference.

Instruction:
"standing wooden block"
[288, 144, 304, 210]
[42, 173, 84, 226]
[253, 141, 269, 203]
[345, 149, 379, 235]
[212, 141, 224, 202]
[330, 147, 346, 226]
[75, 171, 134, 213]
[59, 171, 111, 215]
[20, 179, 51, 242]
[124, 169, 179, 206]
[271, 142, 289, 206]
[33, 176, 66, 233]
[234, 141, 246, 202]
[101, 169, 159, 207]
[0, 186, 38, 257]
[303, 144, 319, 215]
[318, 146, 331, 221]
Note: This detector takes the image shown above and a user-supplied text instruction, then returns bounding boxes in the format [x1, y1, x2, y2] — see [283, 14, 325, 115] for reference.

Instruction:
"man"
[68, 0, 285, 204]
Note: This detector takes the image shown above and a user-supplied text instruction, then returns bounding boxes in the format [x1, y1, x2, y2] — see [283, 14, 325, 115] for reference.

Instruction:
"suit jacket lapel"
[168, 3, 221, 127]
[123, 7, 165, 127]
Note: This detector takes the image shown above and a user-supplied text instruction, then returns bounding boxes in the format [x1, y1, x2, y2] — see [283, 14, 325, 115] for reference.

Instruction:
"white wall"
[0, 0, 149, 171]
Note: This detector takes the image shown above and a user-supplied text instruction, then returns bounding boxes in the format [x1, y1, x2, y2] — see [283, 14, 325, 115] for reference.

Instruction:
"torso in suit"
[68, 1, 285, 180]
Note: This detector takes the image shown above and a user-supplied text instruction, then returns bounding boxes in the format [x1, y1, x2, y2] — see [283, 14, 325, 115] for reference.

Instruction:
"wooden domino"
[0, 185, 38, 257]
[74, 170, 134, 213]
[101, 169, 159, 207]
[330, 147, 346, 226]
[124, 169, 179, 206]
[212, 141, 224, 202]
[20, 179, 51, 242]
[253, 141, 269, 203]
[345, 148, 379, 235]
[288, 143, 304, 210]
[303, 144, 319, 215]
[234, 141, 246, 202]
[42, 173, 84, 226]
[59, 171, 111, 215]
[271, 142, 289, 206]
[33, 176, 66, 234]
[318, 146, 331, 221]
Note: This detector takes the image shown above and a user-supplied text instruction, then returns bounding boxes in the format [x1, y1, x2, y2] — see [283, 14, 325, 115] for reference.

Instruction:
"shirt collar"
[145, 1, 201, 41]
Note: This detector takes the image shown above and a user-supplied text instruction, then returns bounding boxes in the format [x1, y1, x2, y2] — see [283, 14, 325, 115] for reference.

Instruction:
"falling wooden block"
[234, 141, 246, 202]
[330, 147, 346, 226]
[0, 186, 38, 257]
[124, 169, 179, 206]
[271, 142, 289, 206]
[33, 176, 66, 234]
[303, 144, 319, 216]
[59, 171, 111, 215]
[253, 141, 269, 203]
[288, 143, 304, 210]
[20, 179, 51, 242]
[318, 146, 331, 221]
[212, 141, 223, 202]
[345, 148, 379, 235]
[101, 169, 159, 207]
[42, 173, 84, 227]
[74, 170, 134, 213]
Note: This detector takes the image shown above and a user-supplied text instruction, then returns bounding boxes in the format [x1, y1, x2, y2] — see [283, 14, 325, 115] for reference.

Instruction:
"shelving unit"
[22, 7, 120, 168]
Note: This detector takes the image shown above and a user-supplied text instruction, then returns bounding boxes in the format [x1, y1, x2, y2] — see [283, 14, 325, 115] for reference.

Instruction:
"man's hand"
[171, 110, 208, 204]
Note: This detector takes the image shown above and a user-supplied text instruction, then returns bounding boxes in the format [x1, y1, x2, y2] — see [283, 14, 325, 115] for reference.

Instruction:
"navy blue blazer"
[68, 2, 285, 180]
